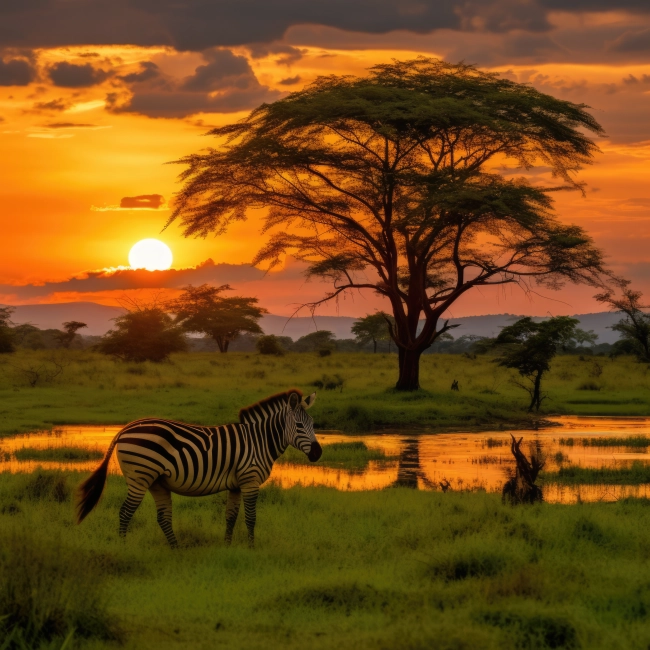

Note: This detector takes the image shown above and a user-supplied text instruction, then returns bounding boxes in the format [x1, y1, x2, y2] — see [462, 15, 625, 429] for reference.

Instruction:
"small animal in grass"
[76, 389, 321, 548]
[451, 380, 459, 391]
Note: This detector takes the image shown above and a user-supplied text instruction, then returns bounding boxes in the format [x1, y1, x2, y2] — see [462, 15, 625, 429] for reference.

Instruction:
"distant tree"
[97, 307, 187, 362]
[12, 323, 43, 349]
[292, 330, 336, 353]
[596, 286, 650, 361]
[167, 284, 266, 353]
[0, 307, 15, 353]
[352, 312, 393, 353]
[169, 57, 608, 390]
[494, 316, 590, 412]
[57, 321, 88, 348]
[256, 335, 286, 356]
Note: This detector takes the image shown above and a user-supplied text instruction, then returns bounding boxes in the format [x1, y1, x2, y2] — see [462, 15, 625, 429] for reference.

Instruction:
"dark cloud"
[278, 75, 301, 86]
[118, 61, 161, 83]
[41, 122, 98, 128]
[29, 98, 71, 113]
[247, 43, 305, 65]
[608, 28, 650, 53]
[0, 260, 265, 300]
[0, 1, 575, 52]
[120, 194, 165, 209]
[47, 61, 110, 87]
[0, 57, 36, 86]
[109, 48, 281, 118]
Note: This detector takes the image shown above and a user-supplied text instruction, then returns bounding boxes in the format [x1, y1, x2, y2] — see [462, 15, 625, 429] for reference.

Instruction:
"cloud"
[109, 48, 281, 118]
[47, 62, 111, 87]
[0, 1, 573, 52]
[91, 194, 167, 211]
[30, 98, 71, 112]
[40, 122, 101, 129]
[608, 28, 650, 53]
[120, 194, 166, 209]
[0, 57, 36, 86]
[247, 43, 306, 65]
[0, 259, 265, 300]
[278, 75, 302, 86]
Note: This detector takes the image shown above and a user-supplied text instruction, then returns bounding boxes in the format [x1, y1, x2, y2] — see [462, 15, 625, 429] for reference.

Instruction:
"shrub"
[256, 335, 285, 356]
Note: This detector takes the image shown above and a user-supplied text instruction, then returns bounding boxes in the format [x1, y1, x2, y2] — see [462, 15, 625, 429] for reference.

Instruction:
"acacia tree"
[167, 284, 266, 353]
[168, 58, 607, 390]
[57, 321, 88, 348]
[352, 312, 394, 352]
[494, 316, 588, 412]
[596, 286, 650, 361]
[0, 307, 15, 354]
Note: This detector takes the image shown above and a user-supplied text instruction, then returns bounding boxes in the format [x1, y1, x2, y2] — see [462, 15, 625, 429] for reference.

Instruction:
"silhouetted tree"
[352, 312, 393, 353]
[167, 284, 266, 353]
[168, 58, 608, 390]
[256, 334, 285, 356]
[97, 307, 187, 362]
[292, 330, 336, 353]
[596, 286, 650, 361]
[57, 321, 87, 348]
[494, 316, 590, 412]
[0, 307, 15, 353]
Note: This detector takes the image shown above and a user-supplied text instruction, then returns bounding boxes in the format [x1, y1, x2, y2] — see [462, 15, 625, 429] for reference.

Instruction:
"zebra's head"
[286, 391, 321, 462]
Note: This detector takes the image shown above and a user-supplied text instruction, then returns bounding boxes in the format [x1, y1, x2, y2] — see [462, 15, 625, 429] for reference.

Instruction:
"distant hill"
[4, 302, 625, 344]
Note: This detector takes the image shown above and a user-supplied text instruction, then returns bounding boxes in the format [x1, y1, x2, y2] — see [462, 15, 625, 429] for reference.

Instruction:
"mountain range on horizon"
[3, 301, 626, 344]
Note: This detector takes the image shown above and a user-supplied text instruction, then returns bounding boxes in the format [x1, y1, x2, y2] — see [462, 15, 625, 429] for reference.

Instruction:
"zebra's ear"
[288, 391, 301, 411]
[302, 393, 316, 410]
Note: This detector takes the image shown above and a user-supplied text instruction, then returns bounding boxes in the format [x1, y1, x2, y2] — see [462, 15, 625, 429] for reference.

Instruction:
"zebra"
[76, 389, 321, 548]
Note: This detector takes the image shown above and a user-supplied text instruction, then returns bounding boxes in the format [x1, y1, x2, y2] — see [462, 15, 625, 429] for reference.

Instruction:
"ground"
[2, 472, 650, 649]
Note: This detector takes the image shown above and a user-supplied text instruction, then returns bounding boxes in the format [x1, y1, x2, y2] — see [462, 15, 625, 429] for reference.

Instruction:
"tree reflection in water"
[392, 438, 436, 489]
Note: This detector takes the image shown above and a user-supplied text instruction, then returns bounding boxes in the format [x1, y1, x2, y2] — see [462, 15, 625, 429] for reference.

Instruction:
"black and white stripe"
[77, 389, 320, 547]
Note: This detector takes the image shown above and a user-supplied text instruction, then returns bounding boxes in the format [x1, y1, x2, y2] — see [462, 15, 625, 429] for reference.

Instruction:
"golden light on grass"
[128, 239, 173, 271]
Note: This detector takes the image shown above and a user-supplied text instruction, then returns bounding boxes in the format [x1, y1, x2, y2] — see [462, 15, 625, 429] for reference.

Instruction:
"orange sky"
[2, 7, 650, 317]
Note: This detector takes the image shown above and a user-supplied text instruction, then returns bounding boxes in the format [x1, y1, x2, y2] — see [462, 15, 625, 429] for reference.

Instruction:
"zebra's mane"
[238, 388, 303, 421]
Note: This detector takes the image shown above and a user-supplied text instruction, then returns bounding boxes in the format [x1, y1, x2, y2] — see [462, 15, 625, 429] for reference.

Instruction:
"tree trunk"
[395, 348, 422, 391]
[529, 371, 543, 412]
[215, 336, 227, 353]
[373, 338, 377, 353]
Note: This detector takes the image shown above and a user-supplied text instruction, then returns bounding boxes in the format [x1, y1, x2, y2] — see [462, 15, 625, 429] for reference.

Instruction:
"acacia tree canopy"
[167, 284, 266, 353]
[352, 312, 394, 353]
[168, 57, 608, 390]
[495, 316, 588, 412]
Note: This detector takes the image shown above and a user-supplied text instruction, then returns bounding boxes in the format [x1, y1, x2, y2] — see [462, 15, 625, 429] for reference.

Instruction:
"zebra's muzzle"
[308, 441, 322, 462]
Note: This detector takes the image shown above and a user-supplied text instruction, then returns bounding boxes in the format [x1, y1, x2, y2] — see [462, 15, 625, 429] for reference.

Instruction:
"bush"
[97, 307, 187, 362]
[256, 335, 285, 356]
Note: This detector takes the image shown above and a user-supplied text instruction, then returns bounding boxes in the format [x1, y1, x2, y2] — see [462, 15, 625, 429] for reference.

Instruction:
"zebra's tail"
[76, 429, 123, 524]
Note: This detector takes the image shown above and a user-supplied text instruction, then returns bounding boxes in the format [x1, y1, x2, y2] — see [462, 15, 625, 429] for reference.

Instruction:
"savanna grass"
[543, 461, 650, 485]
[13, 447, 104, 462]
[1, 470, 650, 649]
[2, 350, 650, 436]
[277, 441, 395, 469]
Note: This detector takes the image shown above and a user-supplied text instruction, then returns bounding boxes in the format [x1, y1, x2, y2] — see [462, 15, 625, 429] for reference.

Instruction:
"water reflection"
[1, 417, 650, 504]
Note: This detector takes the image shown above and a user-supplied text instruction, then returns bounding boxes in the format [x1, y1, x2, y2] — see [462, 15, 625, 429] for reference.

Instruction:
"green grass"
[13, 446, 104, 461]
[543, 461, 650, 485]
[3, 350, 650, 436]
[2, 470, 650, 648]
[559, 436, 650, 448]
[277, 441, 395, 469]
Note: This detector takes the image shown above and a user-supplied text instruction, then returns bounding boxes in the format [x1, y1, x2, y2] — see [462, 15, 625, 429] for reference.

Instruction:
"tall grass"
[13, 447, 104, 462]
[2, 470, 650, 648]
[559, 436, 650, 448]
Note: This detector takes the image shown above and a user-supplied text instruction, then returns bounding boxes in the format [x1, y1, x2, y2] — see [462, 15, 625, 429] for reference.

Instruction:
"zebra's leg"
[149, 481, 178, 549]
[119, 488, 147, 538]
[241, 486, 260, 548]
[224, 489, 241, 546]
[119, 472, 157, 538]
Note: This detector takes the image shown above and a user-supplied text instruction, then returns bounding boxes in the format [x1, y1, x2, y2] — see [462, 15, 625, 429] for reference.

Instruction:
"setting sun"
[128, 239, 173, 271]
